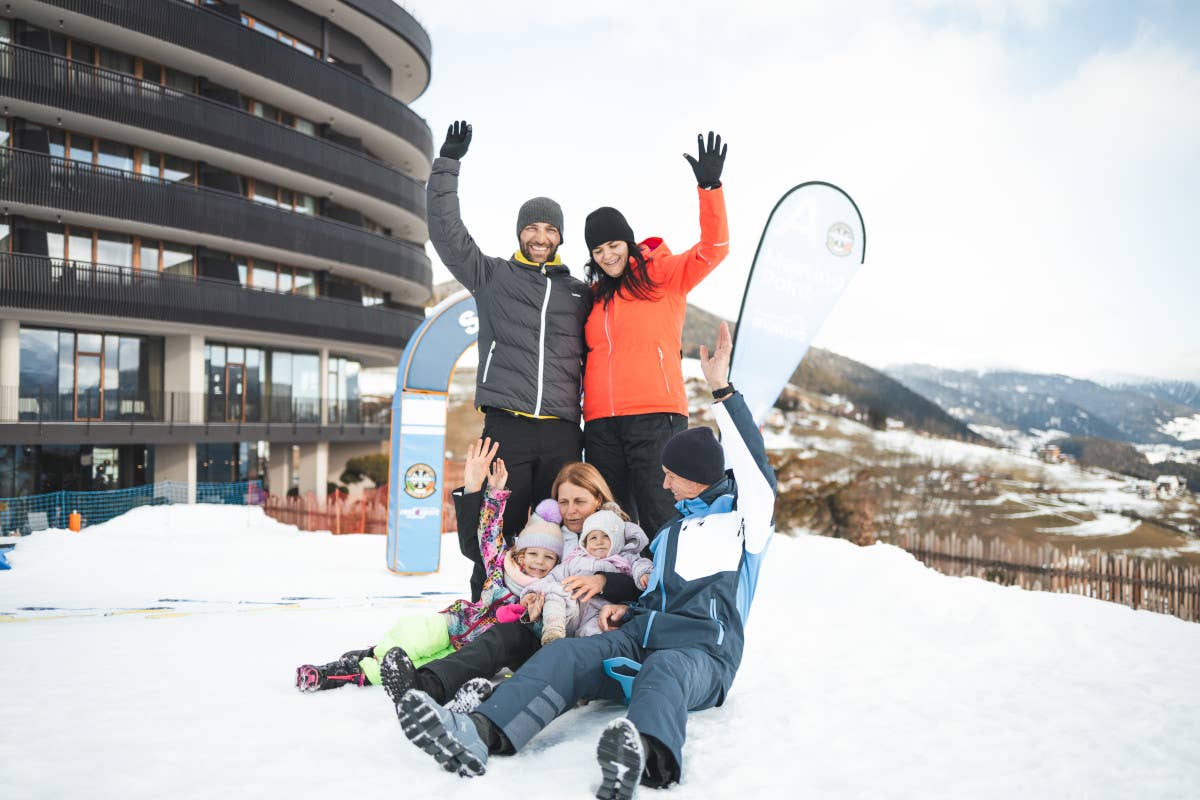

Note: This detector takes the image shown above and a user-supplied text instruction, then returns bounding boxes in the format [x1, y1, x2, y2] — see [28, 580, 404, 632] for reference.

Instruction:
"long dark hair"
[586, 241, 662, 308]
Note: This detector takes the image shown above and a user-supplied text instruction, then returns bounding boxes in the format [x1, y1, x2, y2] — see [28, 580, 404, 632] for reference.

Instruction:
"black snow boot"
[596, 717, 646, 800]
[379, 646, 417, 705]
[295, 646, 373, 692]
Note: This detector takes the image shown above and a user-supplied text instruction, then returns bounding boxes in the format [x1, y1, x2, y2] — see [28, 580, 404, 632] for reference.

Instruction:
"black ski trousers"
[584, 412, 686, 540]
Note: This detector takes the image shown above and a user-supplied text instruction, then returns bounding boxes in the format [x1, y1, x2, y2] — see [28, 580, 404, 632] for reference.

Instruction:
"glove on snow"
[683, 131, 727, 189]
[440, 120, 472, 160]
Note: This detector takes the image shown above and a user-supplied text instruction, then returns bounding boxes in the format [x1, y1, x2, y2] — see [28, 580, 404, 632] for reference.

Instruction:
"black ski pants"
[482, 409, 582, 549]
[584, 412, 686, 540]
[419, 619, 541, 703]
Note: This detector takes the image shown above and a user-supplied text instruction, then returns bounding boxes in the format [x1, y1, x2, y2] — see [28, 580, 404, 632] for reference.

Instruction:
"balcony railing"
[0, 41, 425, 220]
[1, 385, 392, 428]
[0, 253, 424, 348]
[0, 148, 431, 286]
[34, 0, 433, 158]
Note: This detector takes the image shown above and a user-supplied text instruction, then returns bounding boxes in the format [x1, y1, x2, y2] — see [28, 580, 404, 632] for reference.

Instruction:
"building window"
[244, 96, 319, 138]
[246, 178, 317, 215]
[361, 287, 384, 307]
[235, 257, 317, 297]
[238, 12, 322, 59]
[327, 357, 362, 423]
[18, 327, 162, 422]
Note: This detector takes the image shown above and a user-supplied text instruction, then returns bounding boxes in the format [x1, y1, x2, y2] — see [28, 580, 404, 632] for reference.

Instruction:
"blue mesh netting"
[0, 480, 263, 534]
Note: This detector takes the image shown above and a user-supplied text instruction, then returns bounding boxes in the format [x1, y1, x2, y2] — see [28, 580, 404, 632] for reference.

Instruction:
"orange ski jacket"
[582, 186, 729, 422]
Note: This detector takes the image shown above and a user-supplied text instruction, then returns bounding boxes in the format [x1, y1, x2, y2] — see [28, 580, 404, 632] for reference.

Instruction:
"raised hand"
[487, 457, 508, 492]
[463, 437, 498, 493]
[699, 320, 733, 393]
[683, 130, 727, 189]
[440, 120, 472, 160]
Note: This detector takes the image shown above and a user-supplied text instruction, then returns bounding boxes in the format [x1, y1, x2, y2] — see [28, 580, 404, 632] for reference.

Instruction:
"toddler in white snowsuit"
[533, 509, 652, 643]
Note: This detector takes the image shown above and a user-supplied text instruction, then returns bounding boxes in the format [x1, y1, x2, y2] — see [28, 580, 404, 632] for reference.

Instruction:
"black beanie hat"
[516, 197, 564, 241]
[661, 426, 725, 486]
[584, 207, 635, 252]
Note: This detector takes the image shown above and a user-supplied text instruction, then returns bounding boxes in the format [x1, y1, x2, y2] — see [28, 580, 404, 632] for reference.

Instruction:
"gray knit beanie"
[661, 426, 726, 486]
[516, 197, 564, 241]
[515, 511, 564, 559]
[581, 509, 625, 556]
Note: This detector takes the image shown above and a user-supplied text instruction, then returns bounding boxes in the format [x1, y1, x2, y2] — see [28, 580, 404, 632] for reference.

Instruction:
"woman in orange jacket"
[582, 131, 729, 538]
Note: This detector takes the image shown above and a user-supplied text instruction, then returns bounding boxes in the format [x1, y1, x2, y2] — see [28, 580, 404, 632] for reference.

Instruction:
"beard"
[520, 242, 558, 264]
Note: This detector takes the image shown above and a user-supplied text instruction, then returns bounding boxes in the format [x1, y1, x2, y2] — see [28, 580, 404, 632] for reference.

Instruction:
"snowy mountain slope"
[2, 506, 1198, 799]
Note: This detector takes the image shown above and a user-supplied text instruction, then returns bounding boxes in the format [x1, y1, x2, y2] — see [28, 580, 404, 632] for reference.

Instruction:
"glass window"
[277, 268, 293, 293]
[294, 194, 316, 216]
[48, 130, 66, 161]
[96, 139, 134, 173]
[162, 243, 194, 277]
[138, 149, 161, 181]
[278, 189, 294, 210]
[206, 344, 225, 422]
[67, 230, 92, 265]
[68, 134, 95, 164]
[57, 331, 74, 421]
[162, 155, 193, 184]
[294, 41, 316, 58]
[252, 19, 279, 38]
[46, 229, 65, 262]
[70, 42, 95, 65]
[293, 353, 320, 422]
[139, 238, 160, 271]
[235, 257, 249, 287]
[18, 328, 59, 420]
[96, 232, 133, 267]
[104, 335, 120, 419]
[294, 118, 317, 137]
[164, 68, 194, 93]
[251, 179, 279, 207]
[293, 269, 315, 297]
[77, 332, 102, 353]
[0, 19, 11, 44]
[0, 221, 10, 254]
[269, 351, 292, 421]
[244, 348, 263, 422]
[76, 354, 102, 420]
[98, 47, 134, 75]
[252, 263, 276, 291]
[141, 59, 163, 84]
[362, 287, 384, 307]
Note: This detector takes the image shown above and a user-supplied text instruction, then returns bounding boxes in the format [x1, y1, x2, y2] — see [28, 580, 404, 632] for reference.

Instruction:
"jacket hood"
[638, 236, 671, 260]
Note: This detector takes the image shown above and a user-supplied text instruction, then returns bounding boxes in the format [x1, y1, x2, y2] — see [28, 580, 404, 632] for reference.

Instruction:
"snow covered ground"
[3, 505, 1199, 799]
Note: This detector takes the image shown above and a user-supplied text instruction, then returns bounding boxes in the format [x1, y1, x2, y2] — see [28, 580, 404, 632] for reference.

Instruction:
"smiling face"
[662, 466, 709, 502]
[557, 481, 603, 534]
[519, 547, 558, 578]
[519, 222, 561, 264]
[590, 240, 629, 278]
[584, 530, 612, 558]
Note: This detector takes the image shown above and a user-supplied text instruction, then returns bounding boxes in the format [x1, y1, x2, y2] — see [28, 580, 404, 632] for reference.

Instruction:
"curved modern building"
[0, 0, 433, 499]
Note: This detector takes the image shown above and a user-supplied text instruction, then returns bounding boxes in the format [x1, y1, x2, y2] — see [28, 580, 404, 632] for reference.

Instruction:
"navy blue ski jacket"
[618, 390, 777, 684]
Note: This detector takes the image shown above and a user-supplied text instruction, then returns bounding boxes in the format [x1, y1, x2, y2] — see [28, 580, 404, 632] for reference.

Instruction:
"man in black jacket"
[429, 120, 591, 600]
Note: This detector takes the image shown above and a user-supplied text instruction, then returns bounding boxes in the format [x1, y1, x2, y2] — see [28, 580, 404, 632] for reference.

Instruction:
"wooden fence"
[894, 531, 1200, 623]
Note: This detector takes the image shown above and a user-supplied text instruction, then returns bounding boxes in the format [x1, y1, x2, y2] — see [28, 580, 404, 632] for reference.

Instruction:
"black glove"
[683, 131, 727, 189]
[440, 120, 472, 160]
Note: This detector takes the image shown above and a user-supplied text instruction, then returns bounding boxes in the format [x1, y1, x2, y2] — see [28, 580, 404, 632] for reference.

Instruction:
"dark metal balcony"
[0, 252, 424, 348]
[0, 42, 424, 221]
[35, 0, 433, 158]
[338, 0, 433, 77]
[0, 385, 393, 446]
[0, 148, 432, 287]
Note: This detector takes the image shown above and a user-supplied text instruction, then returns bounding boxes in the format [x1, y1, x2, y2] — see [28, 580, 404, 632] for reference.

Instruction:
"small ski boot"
[379, 646, 417, 705]
[295, 646, 373, 692]
[445, 677, 495, 714]
[596, 717, 646, 800]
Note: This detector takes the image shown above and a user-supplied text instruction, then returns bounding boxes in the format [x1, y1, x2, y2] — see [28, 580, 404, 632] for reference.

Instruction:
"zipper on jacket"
[481, 341, 497, 383]
[532, 276, 552, 416]
[604, 303, 616, 416]
[657, 346, 670, 394]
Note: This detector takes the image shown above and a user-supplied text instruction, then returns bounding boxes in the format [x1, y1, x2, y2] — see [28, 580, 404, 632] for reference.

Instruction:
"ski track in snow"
[1, 505, 1199, 799]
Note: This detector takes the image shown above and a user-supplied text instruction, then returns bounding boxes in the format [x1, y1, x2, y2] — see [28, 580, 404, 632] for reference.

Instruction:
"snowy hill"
[2, 506, 1198, 798]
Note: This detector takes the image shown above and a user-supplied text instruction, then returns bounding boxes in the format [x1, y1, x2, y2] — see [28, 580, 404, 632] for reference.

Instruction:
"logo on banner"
[826, 222, 854, 257]
[404, 463, 437, 499]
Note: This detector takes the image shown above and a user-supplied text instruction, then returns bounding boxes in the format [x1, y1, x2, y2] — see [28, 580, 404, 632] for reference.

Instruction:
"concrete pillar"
[319, 347, 330, 424]
[329, 440, 387, 501]
[155, 443, 197, 503]
[0, 319, 19, 422]
[164, 333, 205, 423]
[297, 441, 329, 500]
[267, 442, 292, 498]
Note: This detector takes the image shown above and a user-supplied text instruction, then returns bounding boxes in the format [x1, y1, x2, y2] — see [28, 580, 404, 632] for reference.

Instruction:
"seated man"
[394, 322, 777, 799]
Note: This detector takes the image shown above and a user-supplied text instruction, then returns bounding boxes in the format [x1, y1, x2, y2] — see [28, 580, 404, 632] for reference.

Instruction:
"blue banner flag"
[730, 182, 866, 425]
[387, 291, 479, 574]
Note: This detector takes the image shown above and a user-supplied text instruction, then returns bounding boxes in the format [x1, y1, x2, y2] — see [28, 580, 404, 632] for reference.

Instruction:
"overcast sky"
[398, 0, 1200, 383]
